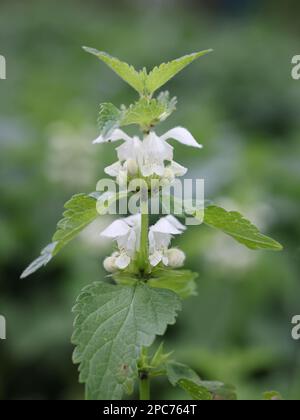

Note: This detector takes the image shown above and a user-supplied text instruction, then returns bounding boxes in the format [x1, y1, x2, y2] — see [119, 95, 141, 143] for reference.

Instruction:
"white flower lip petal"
[149, 251, 163, 267]
[115, 253, 131, 269]
[104, 161, 123, 177]
[93, 128, 132, 144]
[170, 161, 188, 176]
[160, 127, 203, 149]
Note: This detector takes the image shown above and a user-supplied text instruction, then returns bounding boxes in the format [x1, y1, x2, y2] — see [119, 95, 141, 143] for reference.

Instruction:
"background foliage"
[0, 0, 299, 400]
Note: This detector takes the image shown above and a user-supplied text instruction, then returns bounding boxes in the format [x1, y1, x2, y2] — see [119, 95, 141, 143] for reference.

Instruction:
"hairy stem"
[139, 187, 149, 273]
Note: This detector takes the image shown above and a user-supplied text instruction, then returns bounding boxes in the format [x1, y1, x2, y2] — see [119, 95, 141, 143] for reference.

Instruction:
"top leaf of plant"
[83, 47, 212, 96]
[83, 47, 146, 94]
[145, 50, 213, 95]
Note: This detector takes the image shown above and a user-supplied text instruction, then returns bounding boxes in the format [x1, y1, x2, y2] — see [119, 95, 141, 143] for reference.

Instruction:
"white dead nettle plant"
[21, 48, 283, 401]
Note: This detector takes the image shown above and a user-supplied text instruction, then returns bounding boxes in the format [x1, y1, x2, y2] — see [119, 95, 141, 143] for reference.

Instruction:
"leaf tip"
[82, 46, 99, 56]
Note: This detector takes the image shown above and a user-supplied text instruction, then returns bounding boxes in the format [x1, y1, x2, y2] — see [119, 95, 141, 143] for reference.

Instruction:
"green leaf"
[97, 103, 122, 139]
[113, 269, 198, 299]
[178, 379, 213, 400]
[145, 50, 213, 95]
[72, 282, 181, 400]
[121, 93, 177, 130]
[166, 362, 212, 400]
[262, 391, 283, 401]
[83, 47, 145, 94]
[97, 93, 177, 135]
[200, 381, 237, 401]
[148, 269, 198, 299]
[20, 194, 98, 278]
[166, 361, 237, 401]
[84, 47, 212, 96]
[20, 242, 58, 279]
[204, 206, 283, 251]
[52, 194, 98, 252]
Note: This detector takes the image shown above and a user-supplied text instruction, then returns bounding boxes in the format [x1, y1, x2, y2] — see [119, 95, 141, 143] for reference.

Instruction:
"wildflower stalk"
[139, 371, 150, 400]
[21, 48, 283, 401]
[139, 187, 149, 274]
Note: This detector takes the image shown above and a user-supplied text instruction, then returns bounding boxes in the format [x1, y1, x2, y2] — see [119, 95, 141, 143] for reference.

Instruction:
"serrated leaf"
[83, 47, 145, 94]
[200, 381, 237, 401]
[20, 242, 58, 279]
[204, 206, 283, 251]
[166, 362, 212, 400]
[52, 194, 98, 252]
[178, 379, 212, 400]
[97, 103, 122, 139]
[166, 361, 237, 401]
[148, 269, 198, 299]
[121, 95, 177, 130]
[145, 50, 213, 95]
[84, 47, 212, 97]
[20, 194, 98, 278]
[72, 282, 181, 400]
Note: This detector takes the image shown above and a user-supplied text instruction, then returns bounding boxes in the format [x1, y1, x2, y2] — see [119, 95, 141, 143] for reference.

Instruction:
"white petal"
[100, 219, 130, 239]
[151, 217, 183, 235]
[104, 161, 122, 177]
[160, 127, 202, 149]
[141, 164, 153, 177]
[126, 230, 137, 253]
[143, 132, 173, 162]
[117, 137, 142, 161]
[93, 129, 132, 145]
[162, 255, 169, 266]
[170, 161, 188, 176]
[165, 215, 186, 232]
[115, 253, 131, 269]
[149, 251, 163, 267]
[124, 214, 141, 227]
[153, 164, 166, 177]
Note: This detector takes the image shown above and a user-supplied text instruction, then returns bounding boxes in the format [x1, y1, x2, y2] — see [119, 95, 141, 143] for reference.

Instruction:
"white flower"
[149, 215, 186, 267]
[93, 127, 202, 181]
[100, 214, 141, 269]
[101, 214, 186, 271]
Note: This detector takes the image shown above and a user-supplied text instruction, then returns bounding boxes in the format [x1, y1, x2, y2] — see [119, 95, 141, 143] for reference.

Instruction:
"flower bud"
[103, 255, 118, 273]
[125, 159, 138, 176]
[166, 248, 186, 268]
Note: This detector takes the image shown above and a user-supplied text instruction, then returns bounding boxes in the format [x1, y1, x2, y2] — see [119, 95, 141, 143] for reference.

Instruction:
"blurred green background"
[0, 0, 299, 400]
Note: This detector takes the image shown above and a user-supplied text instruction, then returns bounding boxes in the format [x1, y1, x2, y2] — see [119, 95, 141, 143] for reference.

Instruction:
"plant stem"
[139, 187, 149, 273]
[139, 372, 150, 400]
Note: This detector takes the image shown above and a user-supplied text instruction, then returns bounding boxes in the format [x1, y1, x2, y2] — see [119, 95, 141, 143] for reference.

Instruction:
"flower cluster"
[93, 127, 202, 187]
[94, 125, 202, 273]
[101, 214, 186, 271]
